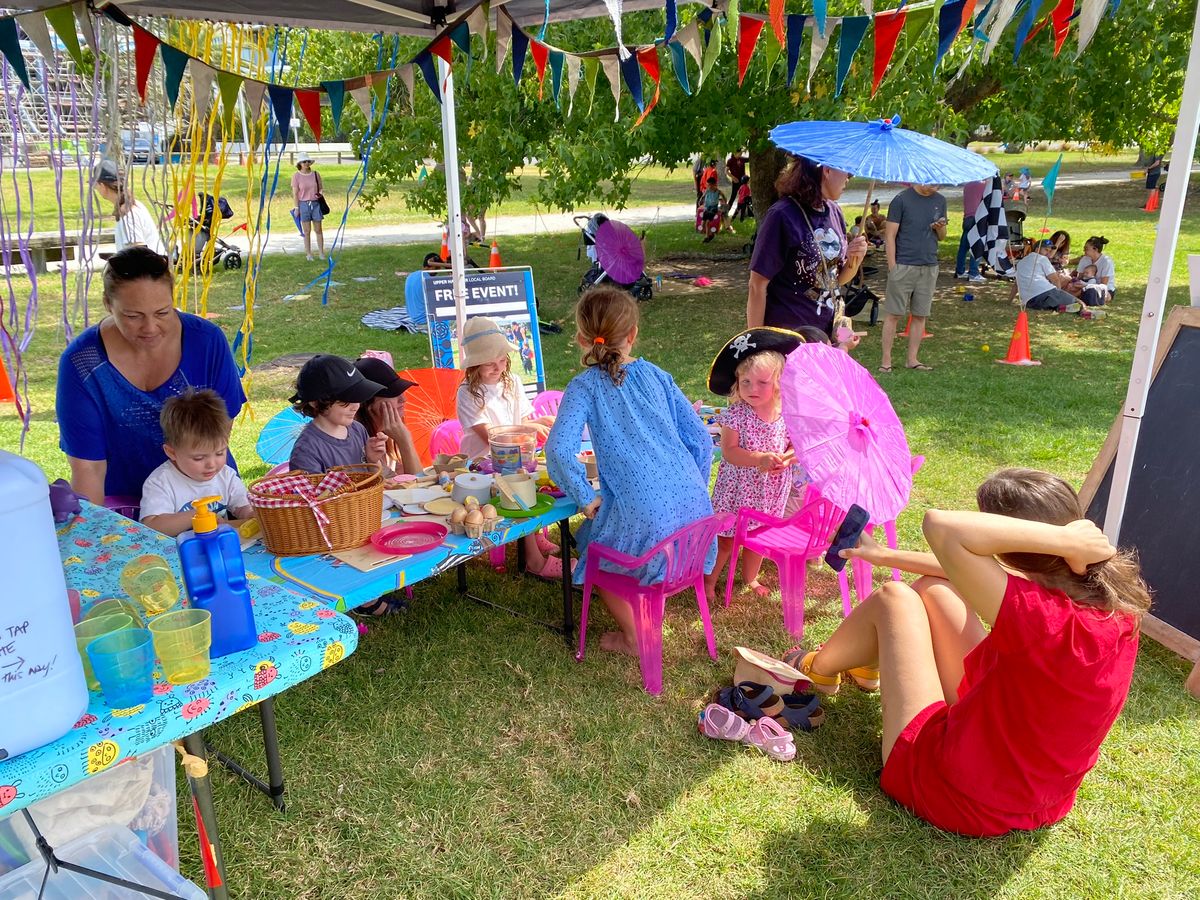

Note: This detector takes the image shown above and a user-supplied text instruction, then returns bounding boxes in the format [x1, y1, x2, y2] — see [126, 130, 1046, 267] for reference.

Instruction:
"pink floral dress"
[711, 401, 791, 536]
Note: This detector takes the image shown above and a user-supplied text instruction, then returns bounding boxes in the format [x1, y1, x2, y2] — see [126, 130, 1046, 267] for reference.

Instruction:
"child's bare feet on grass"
[599, 631, 638, 656]
[745, 579, 771, 598]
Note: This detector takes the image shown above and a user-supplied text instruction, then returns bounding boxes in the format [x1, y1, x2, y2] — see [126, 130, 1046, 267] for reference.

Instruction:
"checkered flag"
[964, 175, 1014, 276]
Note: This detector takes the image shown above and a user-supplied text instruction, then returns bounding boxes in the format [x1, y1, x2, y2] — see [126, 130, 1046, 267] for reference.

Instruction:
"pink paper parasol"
[781, 343, 913, 523]
[594, 219, 645, 284]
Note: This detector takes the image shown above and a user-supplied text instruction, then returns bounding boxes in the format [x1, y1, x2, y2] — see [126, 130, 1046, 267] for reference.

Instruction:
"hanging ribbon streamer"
[539, 0, 551, 39]
[668, 40, 692, 95]
[737, 16, 766, 86]
[634, 47, 661, 126]
[872, 8, 907, 95]
[601, 0, 632, 59]
[836, 17, 870, 97]
[786, 14, 807, 87]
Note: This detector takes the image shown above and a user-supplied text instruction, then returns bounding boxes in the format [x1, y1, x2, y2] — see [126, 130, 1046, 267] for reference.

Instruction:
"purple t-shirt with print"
[750, 197, 848, 334]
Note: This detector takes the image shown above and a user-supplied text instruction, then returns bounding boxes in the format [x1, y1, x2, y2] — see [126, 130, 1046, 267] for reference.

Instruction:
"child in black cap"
[288, 355, 388, 473]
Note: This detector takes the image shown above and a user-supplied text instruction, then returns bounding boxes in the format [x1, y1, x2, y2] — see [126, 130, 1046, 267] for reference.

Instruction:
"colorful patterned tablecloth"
[0, 503, 358, 818]
[242, 497, 578, 611]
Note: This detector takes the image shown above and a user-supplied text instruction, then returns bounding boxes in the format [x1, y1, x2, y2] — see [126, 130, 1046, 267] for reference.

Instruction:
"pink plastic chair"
[577, 512, 733, 695]
[726, 490, 842, 639]
[429, 419, 464, 457]
[531, 389, 563, 417]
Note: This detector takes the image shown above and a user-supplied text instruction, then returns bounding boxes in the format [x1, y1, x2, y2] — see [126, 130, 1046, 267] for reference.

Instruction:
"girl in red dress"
[788, 468, 1150, 837]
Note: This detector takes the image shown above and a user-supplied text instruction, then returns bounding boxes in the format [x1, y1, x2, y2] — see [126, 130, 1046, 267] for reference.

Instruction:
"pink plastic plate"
[370, 522, 448, 555]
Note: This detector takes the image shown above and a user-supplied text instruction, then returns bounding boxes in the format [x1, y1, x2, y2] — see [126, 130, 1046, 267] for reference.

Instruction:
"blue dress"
[546, 359, 715, 585]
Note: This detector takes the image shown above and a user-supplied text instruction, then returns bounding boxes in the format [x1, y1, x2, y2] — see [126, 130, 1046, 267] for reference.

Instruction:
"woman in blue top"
[546, 286, 714, 657]
[56, 246, 245, 504]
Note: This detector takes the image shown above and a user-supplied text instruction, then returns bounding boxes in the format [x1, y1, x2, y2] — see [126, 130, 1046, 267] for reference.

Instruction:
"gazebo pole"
[438, 56, 469, 344]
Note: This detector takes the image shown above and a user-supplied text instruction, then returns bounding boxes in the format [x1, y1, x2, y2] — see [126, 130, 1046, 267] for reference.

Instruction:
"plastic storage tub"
[0, 825, 204, 899]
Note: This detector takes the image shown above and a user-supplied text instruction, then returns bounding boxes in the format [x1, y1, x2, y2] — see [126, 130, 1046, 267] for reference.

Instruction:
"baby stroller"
[194, 194, 243, 270]
[574, 213, 653, 302]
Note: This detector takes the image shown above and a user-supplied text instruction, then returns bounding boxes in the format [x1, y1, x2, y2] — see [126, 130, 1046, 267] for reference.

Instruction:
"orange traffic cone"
[439, 227, 450, 262]
[488, 239, 502, 268]
[899, 315, 933, 339]
[0, 352, 15, 406]
[1144, 191, 1160, 213]
[996, 309, 1041, 366]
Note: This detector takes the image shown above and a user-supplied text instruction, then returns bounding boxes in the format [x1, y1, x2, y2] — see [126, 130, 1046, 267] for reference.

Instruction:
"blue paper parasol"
[769, 116, 996, 186]
[255, 406, 308, 465]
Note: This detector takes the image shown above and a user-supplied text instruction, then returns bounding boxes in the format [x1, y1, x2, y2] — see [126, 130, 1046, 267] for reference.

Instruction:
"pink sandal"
[698, 703, 751, 742]
[534, 531, 559, 556]
[698, 703, 796, 762]
[744, 717, 796, 762]
[528, 554, 575, 581]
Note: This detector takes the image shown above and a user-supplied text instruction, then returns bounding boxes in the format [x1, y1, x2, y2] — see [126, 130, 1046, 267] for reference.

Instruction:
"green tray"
[494, 493, 556, 519]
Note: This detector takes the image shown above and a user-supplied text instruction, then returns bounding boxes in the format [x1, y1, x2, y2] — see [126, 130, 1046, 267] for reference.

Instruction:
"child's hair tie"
[593, 336, 606, 345]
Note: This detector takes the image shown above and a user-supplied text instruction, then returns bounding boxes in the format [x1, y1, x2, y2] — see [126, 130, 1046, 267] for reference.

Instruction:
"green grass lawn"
[3, 173, 1199, 898]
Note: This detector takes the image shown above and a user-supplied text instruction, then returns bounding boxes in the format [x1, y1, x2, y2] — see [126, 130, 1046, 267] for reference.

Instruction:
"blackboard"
[1080, 306, 1200, 665]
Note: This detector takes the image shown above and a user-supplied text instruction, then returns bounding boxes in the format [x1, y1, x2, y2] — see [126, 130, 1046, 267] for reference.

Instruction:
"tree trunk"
[749, 143, 787, 224]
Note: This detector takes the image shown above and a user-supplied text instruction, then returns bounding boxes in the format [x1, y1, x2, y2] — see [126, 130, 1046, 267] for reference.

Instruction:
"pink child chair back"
[360, 349, 394, 367]
[531, 390, 563, 417]
[429, 419, 464, 457]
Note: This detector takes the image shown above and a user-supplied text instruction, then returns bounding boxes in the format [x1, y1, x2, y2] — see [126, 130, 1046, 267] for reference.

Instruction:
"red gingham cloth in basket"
[252, 471, 353, 548]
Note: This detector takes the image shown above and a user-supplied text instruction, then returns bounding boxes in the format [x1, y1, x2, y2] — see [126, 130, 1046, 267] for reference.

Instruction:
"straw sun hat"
[460, 316, 517, 369]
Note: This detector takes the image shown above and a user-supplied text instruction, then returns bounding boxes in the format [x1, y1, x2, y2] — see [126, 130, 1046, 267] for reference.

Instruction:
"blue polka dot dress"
[546, 359, 716, 585]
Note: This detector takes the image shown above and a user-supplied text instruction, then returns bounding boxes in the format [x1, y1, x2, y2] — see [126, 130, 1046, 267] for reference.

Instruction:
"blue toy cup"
[963, 292, 975, 302]
[86, 628, 155, 708]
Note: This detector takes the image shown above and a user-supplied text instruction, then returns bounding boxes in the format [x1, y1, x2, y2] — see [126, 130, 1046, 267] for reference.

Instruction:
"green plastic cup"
[74, 613, 135, 691]
[84, 597, 143, 624]
[148, 608, 212, 685]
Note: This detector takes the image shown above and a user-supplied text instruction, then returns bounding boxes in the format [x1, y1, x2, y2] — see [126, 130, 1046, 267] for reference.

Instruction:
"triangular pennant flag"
[550, 50, 565, 107]
[44, 7, 83, 68]
[530, 40, 550, 99]
[415, 53, 441, 102]
[872, 8, 906, 95]
[244, 80, 268, 118]
[936, 0, 966, 69]
[430, 35, 453, 66]
[983, 0, 1021, 63]
[1076, 0, 1105, 56]
[584, 56, 600, 115]
[1108, 0, 1120, 17]
[16, 14, 55, 69]
[668, 40, 692, 95]
[468, 2, 490, 55]
[961, 0, 980, 30]
[160, 43, 189, 110]
[835, 17, 869, 97]
[1042, 152, 1063, 213]
[762, 26, 783, 88]
[322, 80, 346, 132]
[295, 88, 322, 143]
[512, 26, 530, 85]
[350, 85, 374, 124]
[634, 47, 661, 126]
[786, 14, 807, 87]
[861, 0, 875, 14]
[74, 2, 98, 56]
[566, 54, 582, 114]
[495, 11, 512, 73]
[700, 19, 723, 87]
[369, 71, 389, 108]
[1012, 0, 1041, 62]
[0, 20, 30, 90]
[808, 17, 838, 92]
[814, 0, 829, 37]
[679, 20, 703, 71]
[450, 21, 472, 55]
[132, 27, 160, 103]
[267, 83, 295, 143]
[892, 6, 935, 72]
[665, 0, 679, 42]
[619, 51, 644, 112]
[399, 65, 416, 114]
[727, 0, 741, 44]
[737, 16, 767, 86]
[599, 54, 622, 121]
[769, 0, 787, 45]
[191, 60, 216, 124]
[1051, 0, 1075, 56]
[217, 70, 243, 134]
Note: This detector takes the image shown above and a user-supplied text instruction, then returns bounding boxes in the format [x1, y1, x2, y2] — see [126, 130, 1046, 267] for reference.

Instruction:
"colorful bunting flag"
[295, 88, 322, 143]
[44, 6, 83, 68]
[0, 19, 30, 90]
[983, 0, 1021, 63]
[619, 51, 644, 112]
[762, 25, 783, 87]
[243, 80, 268, 119]
[700, 18, 723, 87]
[322, 80, 347, 132]
[872, 8, 906, 96]
[1042, 153, 1063, 213]
[668, 40, 692, 95]
[786, 14, 807, 87]
[467, 3, 490, 61]
[599, 55, 622, 121]
[814, 0, 829, 37]
[530, 40, 550, 99]
[665, 0, 679, 43]
[583, 56, 600, 115]
[160, 43, 189, 110]
[399, 65, 416, 114]
[350, 85, 373, 124]
[415, 52, 441, 103]
[267, 84, 294, 143]
[769, 0, 786, 45]
[450, 22, 472, 56]
[737, 16, 766, 86]
[430, 35, 453, 66]
[566, 54, 582, 114]
[495, 11, 512, 74]
[727, 0, 741, 44]
[191, 60, 217, 123]
[74, 3, 98, 56]
[808, 17, 839, 93]
[936, 0, 967, 69]
[1013, 0, 1041, 62]
[835, 17, 869, 97]
[1076, 0, 1106, 56]
[960, 0, 980, 30]
[678, 20, 704, 77]
[550, 50, 565, 106]
[132, 27, 160, 103]
[369, 71, 389, 109]
[512, 27, 530, 85]
[635, 47, 661, 126]
[1051, 0, 1075, 55]
[15, 14, 55, 71]
[217, 70, 243, 134]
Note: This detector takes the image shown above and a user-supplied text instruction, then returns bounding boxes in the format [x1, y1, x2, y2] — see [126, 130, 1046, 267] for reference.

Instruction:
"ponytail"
[581, 337, 628, 386]
[575, 286, 640, 386]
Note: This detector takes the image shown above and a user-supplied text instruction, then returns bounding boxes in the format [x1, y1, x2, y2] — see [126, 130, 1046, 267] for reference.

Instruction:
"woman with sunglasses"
[747, 156, 867, 342]
[291, 152, 325, 261]
[56, 246, 245, 506]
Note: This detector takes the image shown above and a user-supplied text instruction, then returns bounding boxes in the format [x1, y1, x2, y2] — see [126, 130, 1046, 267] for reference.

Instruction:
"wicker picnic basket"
[248, 463, 383, 556]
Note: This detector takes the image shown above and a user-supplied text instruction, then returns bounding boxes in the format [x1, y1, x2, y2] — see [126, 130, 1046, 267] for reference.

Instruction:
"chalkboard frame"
[1079, 305, 1200, 686]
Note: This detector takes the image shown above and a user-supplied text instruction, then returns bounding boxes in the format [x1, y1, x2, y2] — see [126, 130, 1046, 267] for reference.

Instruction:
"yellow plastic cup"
[148, 608, 212, 685]
[120, 555, 180, 616]
[74, 613, 135, 691]
[84, 597, 143, 623]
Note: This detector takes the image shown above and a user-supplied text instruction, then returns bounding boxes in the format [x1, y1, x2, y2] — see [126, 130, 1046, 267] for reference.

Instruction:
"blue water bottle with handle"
[176, 496, 257, 658]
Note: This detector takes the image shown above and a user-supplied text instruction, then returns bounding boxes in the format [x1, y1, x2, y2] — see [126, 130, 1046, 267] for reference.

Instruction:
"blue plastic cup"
[86, 628, 155, 708]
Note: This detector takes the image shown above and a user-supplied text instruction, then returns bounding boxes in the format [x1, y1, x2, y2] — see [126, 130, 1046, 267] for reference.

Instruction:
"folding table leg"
[259, 699, 286, 812]
[559, 516, 574, 646]
[182, 733, 230, 900]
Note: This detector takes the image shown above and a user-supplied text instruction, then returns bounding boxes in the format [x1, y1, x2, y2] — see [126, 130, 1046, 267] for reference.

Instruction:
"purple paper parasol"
[594, 219, 645, 285]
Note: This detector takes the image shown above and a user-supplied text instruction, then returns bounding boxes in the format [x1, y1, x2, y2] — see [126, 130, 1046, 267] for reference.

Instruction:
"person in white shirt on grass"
[1078, 236, 1117, 298]
[93, 160, 167, 256]
[1012, 240, 1078, 311]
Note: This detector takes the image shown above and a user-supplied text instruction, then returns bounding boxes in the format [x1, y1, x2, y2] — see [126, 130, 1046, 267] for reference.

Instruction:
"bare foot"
[599, 631, 638, 656]
[745, 579, 771, 598]
[703, 576, 719, 598]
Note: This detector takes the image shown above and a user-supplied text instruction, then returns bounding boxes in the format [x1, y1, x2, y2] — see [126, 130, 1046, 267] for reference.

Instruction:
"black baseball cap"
[95, 159, 122, 186]
[291, 355, 384, 405]
[353, 357, 417, 398]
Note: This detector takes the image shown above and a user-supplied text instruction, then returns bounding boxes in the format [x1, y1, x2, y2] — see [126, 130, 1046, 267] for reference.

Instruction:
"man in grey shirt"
[882, 185, 947, 372]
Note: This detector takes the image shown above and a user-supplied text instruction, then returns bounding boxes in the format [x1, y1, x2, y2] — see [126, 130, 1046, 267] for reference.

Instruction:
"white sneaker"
[306, 255, 314, 261]
[953, 272, 968, 280]
[969, 274, 986, 284]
